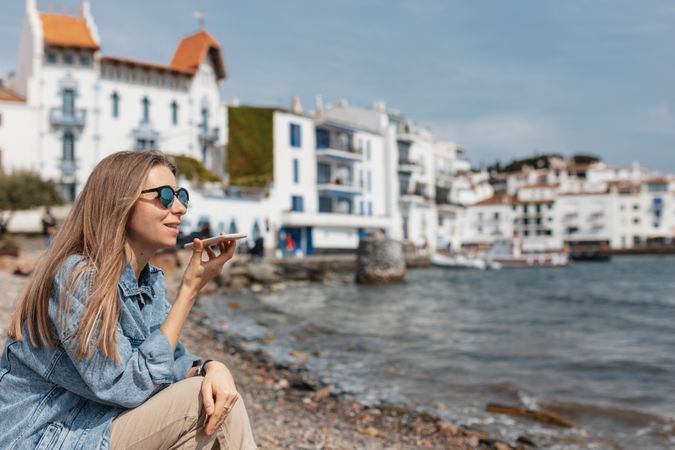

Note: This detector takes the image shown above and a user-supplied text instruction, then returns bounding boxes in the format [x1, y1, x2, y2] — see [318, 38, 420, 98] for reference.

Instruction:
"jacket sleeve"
[49, 260, 177, 408]
[151, 274, 203, 382]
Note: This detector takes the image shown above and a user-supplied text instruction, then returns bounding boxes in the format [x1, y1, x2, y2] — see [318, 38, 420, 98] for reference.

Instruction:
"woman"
[0, 151, 257, 449]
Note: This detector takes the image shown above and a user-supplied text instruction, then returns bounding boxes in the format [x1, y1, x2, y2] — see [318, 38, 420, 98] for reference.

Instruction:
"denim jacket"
[0, 255, 201, 449]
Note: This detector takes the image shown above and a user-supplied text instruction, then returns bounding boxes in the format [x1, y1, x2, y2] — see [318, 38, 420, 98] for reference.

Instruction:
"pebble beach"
[0, 241, 507, 450]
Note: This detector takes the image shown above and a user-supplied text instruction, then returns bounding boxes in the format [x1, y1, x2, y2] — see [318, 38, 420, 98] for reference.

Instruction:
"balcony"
[59, 159, 77, 176]
[317, 177, 362, 196]
[132, 121, 159, 142]
[50, 107, 86, 128]
[398, 158, 422, 174]
[316, 146, 362, 162]
[198, 126, 219, 144]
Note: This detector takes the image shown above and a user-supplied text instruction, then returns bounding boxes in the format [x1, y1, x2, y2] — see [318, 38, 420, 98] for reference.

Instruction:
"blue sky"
[1, 0, 674, 171]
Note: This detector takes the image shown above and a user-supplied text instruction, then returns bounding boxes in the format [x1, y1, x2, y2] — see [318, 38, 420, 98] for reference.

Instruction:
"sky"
[1, 0, 674, 172]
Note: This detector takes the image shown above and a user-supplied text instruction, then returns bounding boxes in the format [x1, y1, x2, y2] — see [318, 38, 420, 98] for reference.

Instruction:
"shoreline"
[2, 246, 668, 448]
[0, 252, 508, 450]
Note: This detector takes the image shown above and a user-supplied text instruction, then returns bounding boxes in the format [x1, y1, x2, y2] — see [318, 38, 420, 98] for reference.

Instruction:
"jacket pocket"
[35, 422, 64, 450]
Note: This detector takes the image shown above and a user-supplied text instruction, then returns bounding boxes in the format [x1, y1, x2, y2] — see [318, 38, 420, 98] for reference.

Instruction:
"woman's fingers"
[206, 391, 239, 435]
[204, 245, 216, 259]
[201, 380, 215, 416]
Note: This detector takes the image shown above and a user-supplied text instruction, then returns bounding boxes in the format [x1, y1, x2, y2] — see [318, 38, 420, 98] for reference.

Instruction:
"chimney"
[372, 100, 386, 112]
[335, 98, 348, 108]
[315, 94, 324, 120]
[291, 96, 303, 114]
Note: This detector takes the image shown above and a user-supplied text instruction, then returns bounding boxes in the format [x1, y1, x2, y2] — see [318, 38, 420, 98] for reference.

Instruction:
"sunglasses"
[141, 185, 190, 209]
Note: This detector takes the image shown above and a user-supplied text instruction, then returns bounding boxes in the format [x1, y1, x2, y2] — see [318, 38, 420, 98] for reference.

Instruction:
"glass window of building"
[290, 123, 301, 147]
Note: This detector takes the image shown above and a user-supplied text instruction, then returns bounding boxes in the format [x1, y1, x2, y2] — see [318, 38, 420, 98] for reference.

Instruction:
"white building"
[219, 102, 399, 255]
[1, 0, 226, 201]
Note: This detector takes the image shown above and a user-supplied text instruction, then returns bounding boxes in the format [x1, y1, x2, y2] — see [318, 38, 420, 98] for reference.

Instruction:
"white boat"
[431, 253, 492, 270]
[486, 239, 569, 268]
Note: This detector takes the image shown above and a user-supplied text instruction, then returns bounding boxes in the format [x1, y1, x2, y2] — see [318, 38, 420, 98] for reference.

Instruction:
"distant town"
[1, 0, 673, 258]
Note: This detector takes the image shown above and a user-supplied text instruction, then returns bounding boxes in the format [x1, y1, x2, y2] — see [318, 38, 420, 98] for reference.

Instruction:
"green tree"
[0, 170, 63, 237]
[571, 153, 601, 164]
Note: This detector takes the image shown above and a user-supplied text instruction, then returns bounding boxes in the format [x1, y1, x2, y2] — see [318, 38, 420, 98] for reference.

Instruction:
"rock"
[357, 426, 379, 438]
[515, 436, 537, 448]
[248, 263, 281, 283]
[250, 283, 263, 293]
[274, 378, 289, 390]
[434, 402, 447, 411]
[313, 385, 332, 401]
[436, 421, 456, 435]
[199, 280, 219, 295]
[486, 403, 574, 428]
[227, 275, 249, 291]
[355, 237, 405, 284]
[269, 282, 286, 292]
[289, 350, 311, 361]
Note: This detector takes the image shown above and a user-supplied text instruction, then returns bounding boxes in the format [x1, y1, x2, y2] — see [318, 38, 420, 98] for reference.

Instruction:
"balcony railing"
[59, 159, 78, 177]
[50, 107, 86, 128]
[317, 177, 362, 195]
[198, 126, 219, 144]
[316, 145, 362, 162]
[398, 158, 422, 174]
[133, 121, 159, 142]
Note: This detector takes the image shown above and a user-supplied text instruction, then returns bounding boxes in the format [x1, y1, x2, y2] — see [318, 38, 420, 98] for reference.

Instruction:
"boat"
[431, 253, 501, 270]
[486, 239, 569, 268]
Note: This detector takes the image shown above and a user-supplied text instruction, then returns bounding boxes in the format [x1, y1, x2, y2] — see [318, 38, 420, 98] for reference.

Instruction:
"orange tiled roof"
[40, 13, 99, 50]
[0, 87, 25, 102]
[170, 31, 226, 80]
[475, 193, 514, 206]
[101, 56, 194, 76]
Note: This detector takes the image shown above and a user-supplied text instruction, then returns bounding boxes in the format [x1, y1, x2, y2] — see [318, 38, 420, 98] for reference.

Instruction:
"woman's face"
[127, 165, 187, 254]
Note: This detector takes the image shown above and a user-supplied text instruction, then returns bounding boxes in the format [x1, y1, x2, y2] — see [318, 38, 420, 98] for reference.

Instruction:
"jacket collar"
[118, 260, 161, 298]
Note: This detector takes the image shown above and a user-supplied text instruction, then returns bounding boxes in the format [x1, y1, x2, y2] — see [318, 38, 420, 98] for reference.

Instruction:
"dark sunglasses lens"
[177, 188, 189, 207]
[158, 187, 175, 208]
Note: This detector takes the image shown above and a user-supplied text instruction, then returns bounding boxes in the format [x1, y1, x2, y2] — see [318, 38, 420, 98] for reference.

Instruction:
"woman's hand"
[200, 361, 240, 436]
[181, 234, 236, 295]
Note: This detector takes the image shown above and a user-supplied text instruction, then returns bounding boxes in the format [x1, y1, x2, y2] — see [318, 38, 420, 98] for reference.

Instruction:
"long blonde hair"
[8, 151, 176, 361]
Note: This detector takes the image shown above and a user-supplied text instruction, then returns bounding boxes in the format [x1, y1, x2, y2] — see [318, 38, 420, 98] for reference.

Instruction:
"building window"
[111, 92, 119, 118]
[62, 89, 75, 116]
[46, 51, 57, 64]
[135, 139, 156, 151]
[290, 123, 301, 147]
[171, 101, 178, 125]
[360, 201, 365, 215]
[291, 195, 304, 212]
[142, 96, 150, 123]
[79, 54, 91, 66]
[63, 131, 75, 161]
[366, 140, 371, 160]
[63, 53, 74, 65]
[317, 162, 331, 184]
[367, 171, 372, 192]
[293, 159, 300, 184]
[201, 107, 209, 131]
[319, 196, 332, 213]
[316, 128, 329, 148]
[368, 201, 373, 216]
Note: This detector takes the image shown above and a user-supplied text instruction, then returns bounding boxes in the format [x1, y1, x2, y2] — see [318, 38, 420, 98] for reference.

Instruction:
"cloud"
[633, 103, 675, 136]
[424, 114, 562, 163]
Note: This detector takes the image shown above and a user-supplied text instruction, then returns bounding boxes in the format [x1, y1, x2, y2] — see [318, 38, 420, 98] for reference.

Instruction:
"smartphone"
[183, 233, 248, 249]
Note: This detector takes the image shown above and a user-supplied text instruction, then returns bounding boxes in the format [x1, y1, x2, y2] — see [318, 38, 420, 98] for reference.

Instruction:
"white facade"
[2, 0, 226, 201]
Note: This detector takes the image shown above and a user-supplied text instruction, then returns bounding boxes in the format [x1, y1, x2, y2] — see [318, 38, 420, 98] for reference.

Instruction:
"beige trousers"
[110, 377, 257, 450]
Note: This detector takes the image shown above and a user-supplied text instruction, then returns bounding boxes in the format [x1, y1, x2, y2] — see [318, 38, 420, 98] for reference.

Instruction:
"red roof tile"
[170, 31, 226, 80]
[0, 87, 25, 102]
[40, 13, 99, 50]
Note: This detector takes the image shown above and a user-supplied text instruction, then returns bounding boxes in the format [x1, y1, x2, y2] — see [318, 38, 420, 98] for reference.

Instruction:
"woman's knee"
[169, 376, 205, 417]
